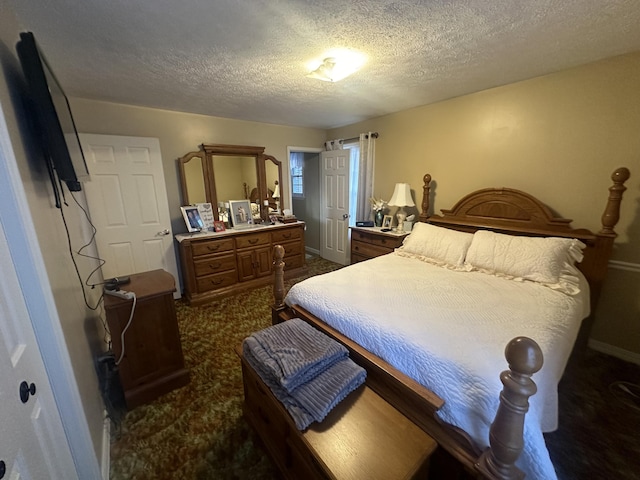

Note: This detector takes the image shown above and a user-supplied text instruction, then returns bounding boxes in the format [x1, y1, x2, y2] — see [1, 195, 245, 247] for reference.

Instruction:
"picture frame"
[229, 199, 253, 229]
[382, 215, 393, 229]
[213, 220, 226, 232]
[181, 206, 204, 233]
[195, 202, 215, 230]
[269, 214, 279, 224]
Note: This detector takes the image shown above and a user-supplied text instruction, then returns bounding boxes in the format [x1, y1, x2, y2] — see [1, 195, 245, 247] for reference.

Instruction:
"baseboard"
[101, 413, 111, 480]
[588, 339, 640, 366]
[609, 260, 640, 273]
[305, 247, 320, 257]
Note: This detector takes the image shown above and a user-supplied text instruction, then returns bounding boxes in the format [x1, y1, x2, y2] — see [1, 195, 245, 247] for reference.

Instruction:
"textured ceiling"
[6, 0, 640, 129]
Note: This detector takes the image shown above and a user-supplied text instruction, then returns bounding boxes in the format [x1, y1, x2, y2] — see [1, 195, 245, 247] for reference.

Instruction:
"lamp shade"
[388, 183, 415, 207]
[272, 182, 280, 199]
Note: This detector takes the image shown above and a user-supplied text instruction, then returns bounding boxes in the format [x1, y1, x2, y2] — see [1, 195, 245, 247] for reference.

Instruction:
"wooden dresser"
[103, 270, 190, 409]
[176, 222, 306, 305]
[350, 227, 409, 264]
[237, 345, 437, 480]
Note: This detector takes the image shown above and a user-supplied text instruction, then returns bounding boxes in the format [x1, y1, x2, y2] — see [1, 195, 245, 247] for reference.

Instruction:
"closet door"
[80, 134, 181, 297]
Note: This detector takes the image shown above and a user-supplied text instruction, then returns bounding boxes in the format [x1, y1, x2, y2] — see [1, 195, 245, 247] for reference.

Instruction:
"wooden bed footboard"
[272, 246, 543, 480]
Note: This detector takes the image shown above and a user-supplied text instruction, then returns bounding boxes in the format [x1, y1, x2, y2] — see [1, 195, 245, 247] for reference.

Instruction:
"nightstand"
[350, 227, 409, 264]
[104, 269, 190, 408]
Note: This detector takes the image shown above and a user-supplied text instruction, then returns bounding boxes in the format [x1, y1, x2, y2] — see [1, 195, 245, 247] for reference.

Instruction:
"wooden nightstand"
[350, 227, 409, 264]
[104, 269, 190, 408]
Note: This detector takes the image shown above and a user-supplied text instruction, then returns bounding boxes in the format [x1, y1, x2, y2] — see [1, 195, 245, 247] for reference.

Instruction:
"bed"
[270, 167, 629, 480]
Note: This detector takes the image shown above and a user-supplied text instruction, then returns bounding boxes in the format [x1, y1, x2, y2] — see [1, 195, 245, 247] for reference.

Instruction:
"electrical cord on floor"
[115, 293, 137, 366]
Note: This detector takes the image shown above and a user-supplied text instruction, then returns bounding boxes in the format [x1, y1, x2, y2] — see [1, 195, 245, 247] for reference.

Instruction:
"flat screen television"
[17, 31, 88, 192]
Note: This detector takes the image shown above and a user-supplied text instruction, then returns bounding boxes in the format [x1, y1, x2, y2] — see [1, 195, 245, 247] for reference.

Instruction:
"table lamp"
[388, 183, 415, 232]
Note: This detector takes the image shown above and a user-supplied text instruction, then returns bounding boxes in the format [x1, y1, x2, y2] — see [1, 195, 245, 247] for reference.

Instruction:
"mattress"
[285, 252, 589, 480]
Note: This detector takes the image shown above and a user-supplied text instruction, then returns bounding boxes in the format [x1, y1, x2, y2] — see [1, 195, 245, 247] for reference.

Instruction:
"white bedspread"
[285, 253, 589, 480]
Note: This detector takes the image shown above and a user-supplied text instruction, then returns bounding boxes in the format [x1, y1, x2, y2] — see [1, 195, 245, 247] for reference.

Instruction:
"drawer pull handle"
[208, 262, 222, 270]
[210, 278, 224, 285]
[207, 245, 221, 251]
[354, 246, 359, 251]
[248, 238, 259, 244]
[282, 233, 291, 239]
[381, 239, 387, 244]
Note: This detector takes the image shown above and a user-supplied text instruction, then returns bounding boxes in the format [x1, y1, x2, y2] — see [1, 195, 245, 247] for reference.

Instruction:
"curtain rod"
[343, 132, 379, 143]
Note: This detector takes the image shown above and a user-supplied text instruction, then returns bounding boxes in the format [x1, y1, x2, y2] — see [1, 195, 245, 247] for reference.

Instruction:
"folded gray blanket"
[243, 317, 349, 392]
[243, 318, 366, 430]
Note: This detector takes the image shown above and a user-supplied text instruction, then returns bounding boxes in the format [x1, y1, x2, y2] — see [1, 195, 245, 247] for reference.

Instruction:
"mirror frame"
[178, 144, 283, 223]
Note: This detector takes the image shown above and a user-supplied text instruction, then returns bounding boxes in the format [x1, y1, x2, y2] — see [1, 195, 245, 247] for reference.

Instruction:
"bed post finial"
[273, 245, 286, 309]
[477, 336, 543, 480]
[421, 174, 432, 218]
[600, 167, 630, 235]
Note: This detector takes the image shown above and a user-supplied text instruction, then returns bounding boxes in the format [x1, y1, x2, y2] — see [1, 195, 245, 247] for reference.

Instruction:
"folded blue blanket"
[243, 318, 366, 430]
[243, 318, 348, 392]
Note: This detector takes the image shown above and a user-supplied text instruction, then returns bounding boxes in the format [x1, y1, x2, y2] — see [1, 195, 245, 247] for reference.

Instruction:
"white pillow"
[395, 222, 474, 268]
[464, 230, 586, 294]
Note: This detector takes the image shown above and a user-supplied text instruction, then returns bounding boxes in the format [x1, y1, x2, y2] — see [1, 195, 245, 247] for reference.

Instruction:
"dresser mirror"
[178, 144, 283, 225]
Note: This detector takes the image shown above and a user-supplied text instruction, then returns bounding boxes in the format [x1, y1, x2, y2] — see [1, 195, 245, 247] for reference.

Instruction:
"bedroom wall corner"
[0, 3, 104, 473]
[591, 262, 640, 361]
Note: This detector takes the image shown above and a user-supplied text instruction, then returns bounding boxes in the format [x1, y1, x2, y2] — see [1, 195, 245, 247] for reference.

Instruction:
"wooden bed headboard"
[418, 168, 630, 347]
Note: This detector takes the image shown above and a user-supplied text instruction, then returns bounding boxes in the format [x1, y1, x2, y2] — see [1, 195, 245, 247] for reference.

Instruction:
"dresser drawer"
[235, 232, 270, 250]
[192, 238, 235, 257]
[281, 240, 303, 258]
[351, 240, 393, 259]
[351, 230, 404, 249]
[194, 254, 236, 277]
[272, 227, 302, 243]
[195, 270, 238, 292]
[283, 255, 304, 270]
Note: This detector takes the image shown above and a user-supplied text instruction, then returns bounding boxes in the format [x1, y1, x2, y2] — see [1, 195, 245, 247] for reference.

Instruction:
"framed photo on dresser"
[229, 200, 253, 228]
[181, 206, 204, 232]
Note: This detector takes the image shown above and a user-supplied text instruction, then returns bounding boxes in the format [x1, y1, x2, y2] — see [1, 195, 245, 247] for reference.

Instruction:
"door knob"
[342, 213, 350, 219]
[19, 381, 36, 403]
[0, 459, 6, 479]
[157, 229, 170, 236]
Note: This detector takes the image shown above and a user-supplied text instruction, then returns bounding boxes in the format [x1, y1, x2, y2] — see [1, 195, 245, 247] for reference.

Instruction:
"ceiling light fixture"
[306, 49, 366, 82]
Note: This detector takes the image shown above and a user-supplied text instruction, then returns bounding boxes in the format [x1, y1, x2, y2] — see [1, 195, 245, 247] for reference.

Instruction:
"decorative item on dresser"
[103, 269, 190, 409]
[176, 222, 306, 306]
[350, 226, 409, 264]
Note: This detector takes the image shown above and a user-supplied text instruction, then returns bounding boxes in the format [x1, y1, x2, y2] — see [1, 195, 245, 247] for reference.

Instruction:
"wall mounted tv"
[17, 31, 88, 192]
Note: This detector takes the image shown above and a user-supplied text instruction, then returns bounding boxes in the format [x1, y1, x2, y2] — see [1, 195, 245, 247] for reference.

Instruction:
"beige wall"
[69, 98, 327, 237]
[0, 8, 104, 466]
[329, 52, 640, 358]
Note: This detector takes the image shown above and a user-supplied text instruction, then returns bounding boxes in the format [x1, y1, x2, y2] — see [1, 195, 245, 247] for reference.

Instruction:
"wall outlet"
[104, 289, 135, 300]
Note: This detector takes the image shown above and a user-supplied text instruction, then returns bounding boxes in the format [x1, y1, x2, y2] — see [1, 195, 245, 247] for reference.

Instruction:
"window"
[290, 152, 304, 197]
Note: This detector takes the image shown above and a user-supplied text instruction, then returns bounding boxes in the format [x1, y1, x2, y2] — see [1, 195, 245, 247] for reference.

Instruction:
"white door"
[320, 149, 350, 265]
[0, 216, 78, 480]
[80, 134, 180, 297]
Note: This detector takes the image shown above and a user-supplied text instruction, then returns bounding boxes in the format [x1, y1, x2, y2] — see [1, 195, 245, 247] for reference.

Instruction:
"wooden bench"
[237, 346, 437, 479]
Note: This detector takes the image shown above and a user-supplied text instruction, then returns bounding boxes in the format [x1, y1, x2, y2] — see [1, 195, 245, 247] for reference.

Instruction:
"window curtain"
[355, 132, 376, 221]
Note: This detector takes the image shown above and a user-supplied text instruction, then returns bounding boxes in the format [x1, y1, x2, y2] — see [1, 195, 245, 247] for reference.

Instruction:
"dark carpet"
[109, 257, 640, 479]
